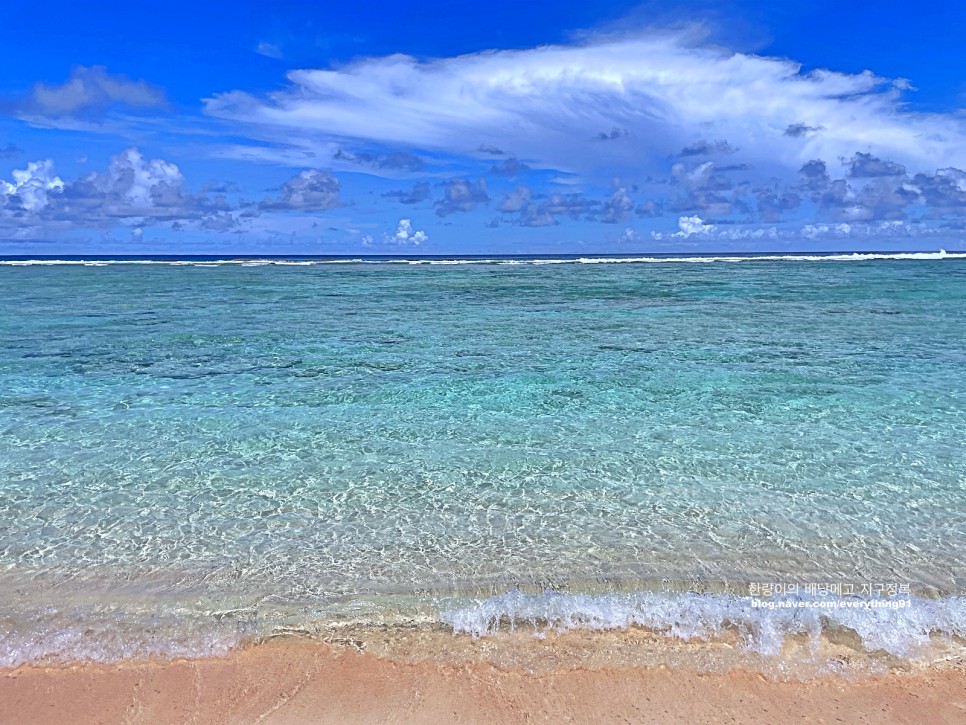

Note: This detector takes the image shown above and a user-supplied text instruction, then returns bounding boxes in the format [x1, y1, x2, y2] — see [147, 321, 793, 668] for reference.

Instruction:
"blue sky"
[3, 0, 966, 255]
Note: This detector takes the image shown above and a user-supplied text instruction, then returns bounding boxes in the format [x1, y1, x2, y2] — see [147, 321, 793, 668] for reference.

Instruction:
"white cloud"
[601, 186, 633, 223]
[497, 185, 531, 213]
[715, 226, 781, 241]
[260, 169, 342, 211]
[436, 178, 488, 216]
[255, 41, 283, 59]
[801, 223, 854, 239]
[24, 66, 167, 116]
[206, 33, 966, 180]
[386, 218, 428, 245]
[650, 215, 717, 240]
[0, 160, 64, 212]
[675, 215, 716, 237]
[714, 219, 937, 241]
[648, 218, 944, 244]
[0, 148, 237, 238]
[91, 148, 183, 210]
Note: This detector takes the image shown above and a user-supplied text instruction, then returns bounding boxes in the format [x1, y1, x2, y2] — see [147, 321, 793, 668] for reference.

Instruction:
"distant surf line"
[1, 250, 964, 267]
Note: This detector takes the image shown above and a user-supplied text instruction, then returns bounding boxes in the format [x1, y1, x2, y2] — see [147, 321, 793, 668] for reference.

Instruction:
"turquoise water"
[1, 254, 964, 667]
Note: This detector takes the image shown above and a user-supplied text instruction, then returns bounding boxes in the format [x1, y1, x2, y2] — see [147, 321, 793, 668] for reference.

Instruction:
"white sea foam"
[0, 615, 241, 669]
[1, 251, 964, 267]
[440, 590, 966, 658]
[3, 590, 962, 668]
[570, 250, 965, 264]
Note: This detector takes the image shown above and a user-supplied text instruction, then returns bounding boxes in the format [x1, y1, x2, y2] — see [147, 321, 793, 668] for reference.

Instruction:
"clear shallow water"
[1, 254, 964, 669]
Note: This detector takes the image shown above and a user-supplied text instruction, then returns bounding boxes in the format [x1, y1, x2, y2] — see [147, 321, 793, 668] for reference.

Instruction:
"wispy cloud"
[10, 66, 168, 119]
[206, 32, 966, 182]
[255, 41, 284, 59]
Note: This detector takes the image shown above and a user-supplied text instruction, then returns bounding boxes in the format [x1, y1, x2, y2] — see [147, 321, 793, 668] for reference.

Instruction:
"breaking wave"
[440, 589, 966, 659]
[1, 251, 964, 267]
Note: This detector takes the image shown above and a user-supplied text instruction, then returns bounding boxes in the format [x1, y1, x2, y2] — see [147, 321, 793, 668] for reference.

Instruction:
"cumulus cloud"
[598, 127, 628, 141]
[89, 148, 183, 210]
[520, 204, 557, 227]
[601, 185, 633, 223]
[205, 33, 966, 181]
[755, 187, 801, 223]
[0, 159, 64, 212]
[383, 181, 432, 204]
[0, 148, 237, 238]
[619, 227, 639, 243]
[784, 123, 822, 138]
[260, 169, 343, 211]
[60, 148, 233, 226]
[540, 193, 598, 220]
[385, 218, 428, 245]
[667, 160, 741, 217]
[650, 215, 717, 240]
[496, 188, 600, 227]
[498, 185, 532, 213]
[436, 177, 488, 216]
[489, 157, 530, 176]
[676, 215, 716, 236]
[796, 156, 926, 222]
[799, 159, 831, 190]
[333, 148, 424, 172]
[636, 198, 662, 217]
[847, 152, 906, 178]
[678, 140, 736, 157]
[911, 167, 966, 208]
[16, 66, 167, 117]
[646, 215, 952, 245]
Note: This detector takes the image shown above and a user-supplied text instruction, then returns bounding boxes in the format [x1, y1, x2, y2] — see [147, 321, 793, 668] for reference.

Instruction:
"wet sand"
[1, 638, 964, 724]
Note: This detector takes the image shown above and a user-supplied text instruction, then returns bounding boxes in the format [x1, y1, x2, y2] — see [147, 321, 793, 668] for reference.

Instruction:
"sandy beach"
[5, 0, 966, 714]
[1, 637, 964, 724]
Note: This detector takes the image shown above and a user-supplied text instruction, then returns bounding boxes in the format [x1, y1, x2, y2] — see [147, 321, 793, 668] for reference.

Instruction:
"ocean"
[1, 252, 964, 674]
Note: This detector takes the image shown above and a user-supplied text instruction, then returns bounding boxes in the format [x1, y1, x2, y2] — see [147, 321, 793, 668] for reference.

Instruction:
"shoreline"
[3, 588, 964, 678]
[2, 637, 964, 724]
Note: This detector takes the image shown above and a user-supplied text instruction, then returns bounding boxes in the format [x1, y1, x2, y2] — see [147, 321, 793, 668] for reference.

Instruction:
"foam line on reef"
[1, 251, 964, 266]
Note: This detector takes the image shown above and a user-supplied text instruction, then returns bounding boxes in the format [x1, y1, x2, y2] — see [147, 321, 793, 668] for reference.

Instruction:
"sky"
[3, 0, 966, 255]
